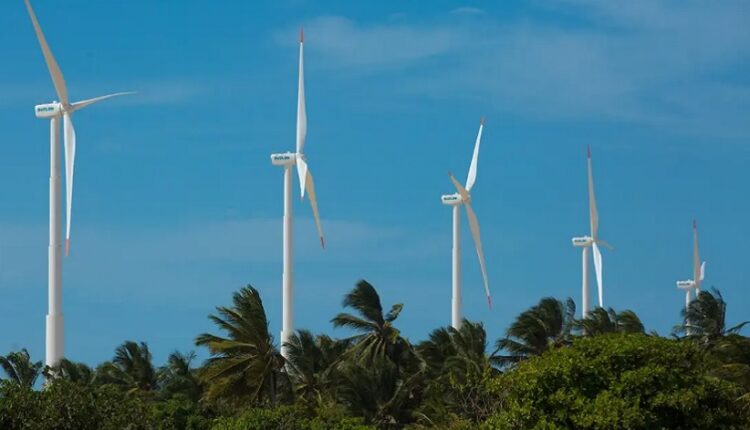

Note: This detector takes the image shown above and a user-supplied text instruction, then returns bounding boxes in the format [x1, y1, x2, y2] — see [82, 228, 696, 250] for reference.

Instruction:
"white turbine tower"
[571, 147, 611, 318]
[270, 29, 325, 359]
[676, 220, 705, 310]
[24, 0, 132, 369]
[441, 118, 491, 329]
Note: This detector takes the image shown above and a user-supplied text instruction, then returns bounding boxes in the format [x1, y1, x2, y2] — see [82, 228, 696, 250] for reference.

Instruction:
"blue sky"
[0, 0, 749, 367]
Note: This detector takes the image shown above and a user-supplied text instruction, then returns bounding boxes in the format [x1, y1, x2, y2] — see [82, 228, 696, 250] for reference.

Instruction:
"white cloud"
[284, 1, 750, 139]
[0, 217, 443, 298]
[279, 16, 467, 70]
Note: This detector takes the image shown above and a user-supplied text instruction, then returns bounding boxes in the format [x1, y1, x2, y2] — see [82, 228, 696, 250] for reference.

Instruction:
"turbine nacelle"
[271, 152, 297, 166]
[571, 236, 593, 247]
[676, 280, 695, 290]
[35, 102, 63, 118]
[441, 193, 464, 206]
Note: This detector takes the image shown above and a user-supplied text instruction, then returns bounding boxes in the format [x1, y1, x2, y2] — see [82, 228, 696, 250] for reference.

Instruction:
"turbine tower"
[571, 147, 612, 318]
[676, 220, 705, 310]
[441, 118, 490, 329]
[270, 29, 325, 359]
[24, 0, 132, 369]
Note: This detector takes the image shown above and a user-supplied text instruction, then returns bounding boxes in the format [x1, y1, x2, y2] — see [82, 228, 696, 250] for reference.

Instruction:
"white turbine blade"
[595, 238, 614, 250]
[592, 241, 603, 307]
[587, 146, 599, 239]
[70, 92, 135, 112]
[449, 173, 470, 201]
[464, 201, 491, 308]
[296, 29, 307, 154]
[63, 113, 76, 256]
[465, 118, 484, 192]
[24, 0, 68, 105]
[296, 156, 308, 198]
[700, 261, 706, 281]
[304, 168, 325, 248]
[692, 220, 701, 288]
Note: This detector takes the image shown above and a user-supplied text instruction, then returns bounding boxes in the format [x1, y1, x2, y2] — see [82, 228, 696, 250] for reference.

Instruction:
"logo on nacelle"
[34, 103, 62, 118]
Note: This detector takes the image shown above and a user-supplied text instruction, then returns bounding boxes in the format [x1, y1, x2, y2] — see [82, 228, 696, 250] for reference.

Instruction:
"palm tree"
[494, 297, 576, 365]
[285, 330, 350, 402]
[96, 341, 158, 393]
[195, 285, 284, 406]
[573, 307, 645, 336]
[331, 280, 410, 366]
[334, 355, 423, 428]
[674, 288, 749, 344]
[418, 319, 495, 380]
[158, 351, 202, 402]
[0, 349, 42, 388]
[417, 320, 499, 424]
[43, 358, 94, 384]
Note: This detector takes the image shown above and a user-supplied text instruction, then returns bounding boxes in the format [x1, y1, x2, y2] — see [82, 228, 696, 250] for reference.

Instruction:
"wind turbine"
[571, 147, 611, 318]
[270, 29, 324, 359]
[441, 118, 490, 330]
[24, 0, 133, 369]
[676, 220, 705, 310]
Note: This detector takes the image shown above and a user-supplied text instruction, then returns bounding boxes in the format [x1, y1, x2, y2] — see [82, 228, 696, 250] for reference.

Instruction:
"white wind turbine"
[24, 0, 133, 369]
[676, 220, 705, 310]
[270, 29, 325, 359]
[441, 118, 491, 329]
[571, 147, 612, 318]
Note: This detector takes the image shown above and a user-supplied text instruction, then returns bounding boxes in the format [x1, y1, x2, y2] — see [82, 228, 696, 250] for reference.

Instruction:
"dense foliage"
[1, 283, 748, 429]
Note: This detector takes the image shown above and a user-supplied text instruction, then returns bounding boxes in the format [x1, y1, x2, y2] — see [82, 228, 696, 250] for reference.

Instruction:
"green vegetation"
[1, 283, 748, 429]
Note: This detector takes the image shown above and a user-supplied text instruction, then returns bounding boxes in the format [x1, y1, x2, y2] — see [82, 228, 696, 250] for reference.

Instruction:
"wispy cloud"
[0, 217, 443, 298]
[0, 79, 207, 109]
[277, 16, 466, 70]
[282, 1, 750, 139]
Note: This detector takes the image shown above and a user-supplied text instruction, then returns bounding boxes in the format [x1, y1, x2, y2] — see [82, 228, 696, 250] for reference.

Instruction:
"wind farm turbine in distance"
[270, 29, 325, 359]
[571, 147, 612, 318]
[442, 118, 491, 330]
[24, 0, 132, 369]
[677, 220, 706, 310]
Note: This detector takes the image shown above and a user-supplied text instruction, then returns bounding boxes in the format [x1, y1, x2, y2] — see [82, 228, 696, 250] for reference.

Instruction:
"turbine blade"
[464, 201, 491, 308]
[449, 173, 470, 201]
[700, 261, 706, 281]
[587, 146, 599, 239]
[63, 113, 76, 256]
[692, 220, 701, 289]
[592, 241, 603, 307]
[595, 238, 614, 250]
[24, 0, 68, 105]
[296, 156, 308, 198]
[465, 118, 484, 192]
[304, 168, 325, 248]
[296, 30, 307, 154]
[70, 92, 135, 112]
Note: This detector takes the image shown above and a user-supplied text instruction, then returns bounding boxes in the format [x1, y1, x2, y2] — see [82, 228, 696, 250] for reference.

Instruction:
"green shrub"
[482, 334, 750, 429]
[210, 404, 373, 430]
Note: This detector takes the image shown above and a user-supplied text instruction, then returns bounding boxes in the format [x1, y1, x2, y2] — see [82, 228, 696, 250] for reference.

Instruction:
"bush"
[210, 404, 373, 430]
[0, 380, 155, 430]
[482, 334, 750, 429]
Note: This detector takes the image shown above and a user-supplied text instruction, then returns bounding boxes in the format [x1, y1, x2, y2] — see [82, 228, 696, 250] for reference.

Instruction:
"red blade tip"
[480, 116, 485, 126]
[65, 239, 70, 256]
[320, 237, 325, 249]
[587, 145, 591, 159]
[487, 295, 492, 309]
[693, 219, 697, 229]
[300, 27, 304, 43]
